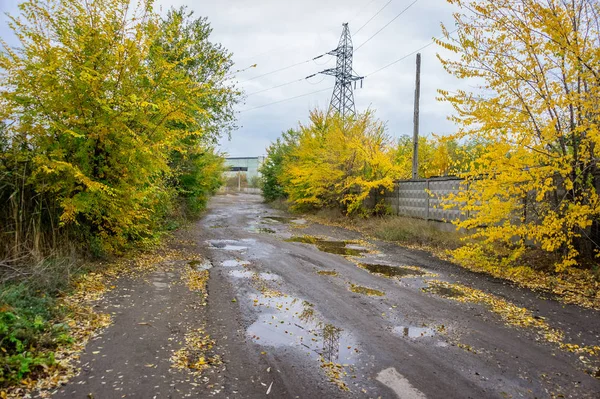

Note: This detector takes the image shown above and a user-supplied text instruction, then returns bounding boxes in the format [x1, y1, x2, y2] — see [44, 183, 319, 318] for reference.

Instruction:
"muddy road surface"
[197, 194, 600, 399]
[55, 193, 600, 398]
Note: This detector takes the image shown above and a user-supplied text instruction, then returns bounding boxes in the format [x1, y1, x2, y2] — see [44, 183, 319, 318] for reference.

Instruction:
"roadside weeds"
[1, 242, 208, 398]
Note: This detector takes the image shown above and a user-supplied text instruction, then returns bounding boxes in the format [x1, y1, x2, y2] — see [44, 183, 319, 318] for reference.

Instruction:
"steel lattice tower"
[321, 325, 342, 362]
[319, 23, 363, 118]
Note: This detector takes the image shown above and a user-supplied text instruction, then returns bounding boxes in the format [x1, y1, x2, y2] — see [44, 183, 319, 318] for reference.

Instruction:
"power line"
[355, 0, 420, 52]
[245, 73, 326, 96]
[307, 75, 326, 85]
[239, 53, 326, 83]
[367, 41, 431, 77]
[347, 0, 381, 25]
[354, 0, 393, 35]
[239, 86, 333, 113]
[313, 54, 334, 65]
[247, 72, 332, 96]
[234, 46, 288, 64]
[366, 28, 458, 77]
[232, 0, 378, 70]
[225, 63, 257, 79]
[231, 0, 385, 82]
[239, 28, 458, 113]
[245, 78, 305, 97]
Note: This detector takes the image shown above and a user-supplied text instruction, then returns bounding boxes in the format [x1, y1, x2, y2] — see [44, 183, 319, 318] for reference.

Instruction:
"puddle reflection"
[286, 236, 368, 257]
[392, 325, 435, 338]
[247, 295, 358, 364]
[263, 216, 306, 224]
[229, 270, 254, 278]
[321, 324, 343, 362]
[209, 240, 248, 251]
[359, 263, 426, 278]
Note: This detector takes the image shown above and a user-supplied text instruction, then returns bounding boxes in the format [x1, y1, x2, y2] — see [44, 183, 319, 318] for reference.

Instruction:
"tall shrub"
[0, 0, 238, 260]
[281, 110, 399, 215]
[260, 129, 299, 202]
[438, 0, 600, 271]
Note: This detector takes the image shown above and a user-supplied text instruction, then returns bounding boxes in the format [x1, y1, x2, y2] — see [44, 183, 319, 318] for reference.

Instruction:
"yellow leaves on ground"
[424, 280, 600, 374]
[348, 284, 385, 297]
[170, 328, 221, 373]
[3, 246, 189, 398]
[451, 244, 600, 309]
[320, 360, 350, 391]
[250, 272, 285, 298]
[181, 263, 210, 303]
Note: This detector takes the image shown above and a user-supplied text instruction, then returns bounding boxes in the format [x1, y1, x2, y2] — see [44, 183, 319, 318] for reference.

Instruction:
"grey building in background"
[224, 157, 265, 180]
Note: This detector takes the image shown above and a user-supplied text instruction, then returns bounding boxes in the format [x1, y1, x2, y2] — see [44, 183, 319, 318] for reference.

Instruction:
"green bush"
[260, 129, 299, 202]
[173, 148, 225, 217]
[0, 284, 71, 387]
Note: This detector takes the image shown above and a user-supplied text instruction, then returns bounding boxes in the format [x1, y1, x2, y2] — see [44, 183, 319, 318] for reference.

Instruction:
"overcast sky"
[0, 0, 464, 157]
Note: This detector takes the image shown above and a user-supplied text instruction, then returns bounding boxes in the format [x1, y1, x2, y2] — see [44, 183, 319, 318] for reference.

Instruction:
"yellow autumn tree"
[281, 110, 400, 215]
[438, 0, 600, 271]
[0, 0, 238, 258]
[393, 135, 486, 178]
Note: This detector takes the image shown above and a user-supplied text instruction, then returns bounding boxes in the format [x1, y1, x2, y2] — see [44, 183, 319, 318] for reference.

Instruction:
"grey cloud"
[0, 0, 468, 156]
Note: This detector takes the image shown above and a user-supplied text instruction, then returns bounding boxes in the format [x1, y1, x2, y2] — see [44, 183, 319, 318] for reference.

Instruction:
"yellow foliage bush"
[0, 0, 237, 259]
[394, 135, 489, 179]
[439, 0, 600, 272]
[280, 110, 400, 215]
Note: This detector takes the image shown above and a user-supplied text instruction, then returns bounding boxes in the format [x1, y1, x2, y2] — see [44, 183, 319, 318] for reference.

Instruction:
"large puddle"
[208, 239, 249, 251]
[229, 270, 281, 281]
[285, 236, 369, 257]
[358, 263, 426, 278]
[222, 259, 250, 267]
[422, 282, 466, 299]
[247, 295, 358, 364]
[263, 216, 307, 224]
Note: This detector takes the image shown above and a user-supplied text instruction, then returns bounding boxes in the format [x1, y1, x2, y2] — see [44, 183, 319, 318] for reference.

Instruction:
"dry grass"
[264, 198, 289, 211]
[312, 208, 464, 251]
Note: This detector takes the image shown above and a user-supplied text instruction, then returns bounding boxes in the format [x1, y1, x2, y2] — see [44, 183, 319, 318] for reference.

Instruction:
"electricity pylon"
[318, 23, 363, 118]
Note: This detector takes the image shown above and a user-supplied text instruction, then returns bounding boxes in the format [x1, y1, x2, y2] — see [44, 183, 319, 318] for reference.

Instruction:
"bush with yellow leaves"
[438, 0, 600, 273]
[279, 109, 400, 216]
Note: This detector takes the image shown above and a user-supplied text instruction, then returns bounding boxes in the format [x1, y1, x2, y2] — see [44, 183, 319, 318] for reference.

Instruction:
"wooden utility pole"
[412, 53, 421, 180]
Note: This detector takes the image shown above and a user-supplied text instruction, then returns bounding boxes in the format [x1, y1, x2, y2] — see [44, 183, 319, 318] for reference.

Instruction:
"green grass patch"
[0, 283, 73, 388]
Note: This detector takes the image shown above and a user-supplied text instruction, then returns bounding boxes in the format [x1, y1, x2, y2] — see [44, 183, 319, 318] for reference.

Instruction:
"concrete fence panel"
[371, 177, 466, 223]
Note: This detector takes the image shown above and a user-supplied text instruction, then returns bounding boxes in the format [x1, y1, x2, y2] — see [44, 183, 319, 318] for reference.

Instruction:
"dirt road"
[54, 193, 600, 398]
